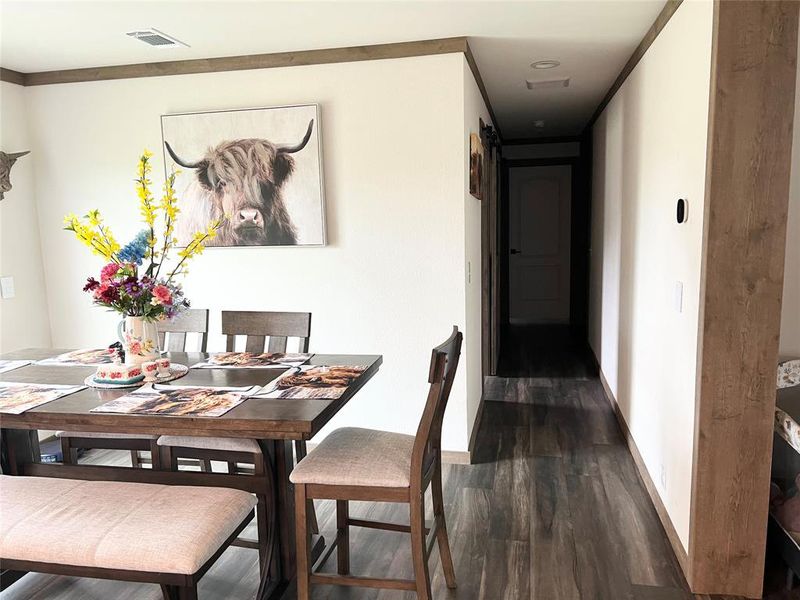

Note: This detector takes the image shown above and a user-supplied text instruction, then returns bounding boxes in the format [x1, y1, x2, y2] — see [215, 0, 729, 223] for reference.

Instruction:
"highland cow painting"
[161, 105, 325, 247]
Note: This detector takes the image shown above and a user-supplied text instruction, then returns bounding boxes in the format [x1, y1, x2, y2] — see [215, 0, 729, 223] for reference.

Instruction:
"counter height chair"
[157, 310, 316, 568]
[157, 310, 313, 474]
[57, 309, 209, 470]
[290, 327, 462, 600]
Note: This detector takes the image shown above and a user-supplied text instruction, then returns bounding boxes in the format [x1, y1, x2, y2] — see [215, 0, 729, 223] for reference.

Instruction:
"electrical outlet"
[660, 464, 667, 491]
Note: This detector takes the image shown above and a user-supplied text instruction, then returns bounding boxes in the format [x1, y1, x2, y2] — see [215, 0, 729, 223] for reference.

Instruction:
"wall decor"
[469, 132, 484, 200]
[161, 104, 326, 247]
[0, 150, 30, 201]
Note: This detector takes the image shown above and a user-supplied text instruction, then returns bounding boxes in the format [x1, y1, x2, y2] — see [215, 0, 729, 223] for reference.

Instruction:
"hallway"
[3, 373, 730, 600]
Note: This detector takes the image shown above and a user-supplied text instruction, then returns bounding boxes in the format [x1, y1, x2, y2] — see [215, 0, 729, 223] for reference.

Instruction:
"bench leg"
[160, 584, 197, 600]
[178, 584, 198, 600]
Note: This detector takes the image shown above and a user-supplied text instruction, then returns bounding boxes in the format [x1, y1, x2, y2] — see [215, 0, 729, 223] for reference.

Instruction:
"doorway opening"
[493, 142, 593, 378]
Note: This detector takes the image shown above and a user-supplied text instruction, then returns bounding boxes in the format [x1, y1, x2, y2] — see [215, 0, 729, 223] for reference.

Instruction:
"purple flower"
[83, 277, 100, 292]
[122, 276, 144, 297]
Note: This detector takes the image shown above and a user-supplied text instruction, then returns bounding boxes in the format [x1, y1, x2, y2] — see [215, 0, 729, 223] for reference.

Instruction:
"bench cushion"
[0, 476, 255, 575]
[157, 435, 260, 454]
[289, 427, 415, 488]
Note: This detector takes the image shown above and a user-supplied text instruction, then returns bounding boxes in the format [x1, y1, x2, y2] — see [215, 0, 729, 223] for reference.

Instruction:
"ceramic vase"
[117, 316, 160, 366]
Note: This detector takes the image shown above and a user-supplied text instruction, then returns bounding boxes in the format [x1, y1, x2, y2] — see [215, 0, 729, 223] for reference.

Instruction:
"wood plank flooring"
[1, 330, 792, 599]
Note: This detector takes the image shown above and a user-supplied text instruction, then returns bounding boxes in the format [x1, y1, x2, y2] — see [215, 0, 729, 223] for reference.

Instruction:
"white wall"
[0, 81, 52, 352]
[23, 53, 479, 452]
[462, 57, 492, 447]
[780, 31, 800, 358]
[589, 0, 713, 550]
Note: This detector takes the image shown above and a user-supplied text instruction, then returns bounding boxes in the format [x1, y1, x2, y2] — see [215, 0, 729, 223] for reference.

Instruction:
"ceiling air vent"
[526, 77, 570, 90]
[126, 28, 188, 48]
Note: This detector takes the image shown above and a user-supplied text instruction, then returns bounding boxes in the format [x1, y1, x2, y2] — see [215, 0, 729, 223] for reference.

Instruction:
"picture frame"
[161, 104, 326, 247]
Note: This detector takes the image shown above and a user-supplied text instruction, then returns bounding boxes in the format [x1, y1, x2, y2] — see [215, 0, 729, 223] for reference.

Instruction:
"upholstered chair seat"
[157, 435, 260, 454]
[290, 427, 415, 488]
[0, 475, 256, 575]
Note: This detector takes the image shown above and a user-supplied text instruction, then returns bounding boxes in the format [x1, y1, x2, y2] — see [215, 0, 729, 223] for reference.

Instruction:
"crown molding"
[0, 36, 502, 139]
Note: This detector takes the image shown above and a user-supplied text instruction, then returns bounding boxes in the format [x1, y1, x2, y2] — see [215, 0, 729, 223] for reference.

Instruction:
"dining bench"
[0, 475, 256, 599]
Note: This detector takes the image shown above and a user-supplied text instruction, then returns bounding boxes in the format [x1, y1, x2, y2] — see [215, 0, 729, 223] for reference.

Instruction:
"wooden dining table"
[0, 348, 383, 600]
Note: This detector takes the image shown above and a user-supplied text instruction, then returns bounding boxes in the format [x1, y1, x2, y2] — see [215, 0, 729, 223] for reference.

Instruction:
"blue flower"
[118, 230, 150, 265]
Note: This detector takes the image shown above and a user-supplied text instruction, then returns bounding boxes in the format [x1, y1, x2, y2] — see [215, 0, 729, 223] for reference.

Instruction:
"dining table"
[0, 348, 383, 600]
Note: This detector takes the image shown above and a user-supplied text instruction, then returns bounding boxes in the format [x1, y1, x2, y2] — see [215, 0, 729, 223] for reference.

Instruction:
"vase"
[117, 316, 160, 366]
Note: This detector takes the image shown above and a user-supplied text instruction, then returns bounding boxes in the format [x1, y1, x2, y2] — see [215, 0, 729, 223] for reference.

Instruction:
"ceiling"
[0, 1, 666, 139]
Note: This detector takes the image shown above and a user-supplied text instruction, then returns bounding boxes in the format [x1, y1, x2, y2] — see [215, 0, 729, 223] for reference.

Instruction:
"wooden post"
[689, 1, 799, 597]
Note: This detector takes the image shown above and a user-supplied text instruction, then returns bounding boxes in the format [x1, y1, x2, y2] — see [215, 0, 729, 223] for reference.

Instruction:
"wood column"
[689, 1, 799, 597]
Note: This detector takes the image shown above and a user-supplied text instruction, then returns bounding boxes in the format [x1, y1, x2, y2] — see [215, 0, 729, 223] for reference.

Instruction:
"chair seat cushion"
[157, 435, 261, 454]
[0, 475, 255, 575]
[56, 431, 158, 440]
[290, 427, 414, 488]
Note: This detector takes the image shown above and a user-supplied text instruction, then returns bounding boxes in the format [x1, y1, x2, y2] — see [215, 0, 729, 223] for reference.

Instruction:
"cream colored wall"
[780, 32, 800, 358]
[462, 56, 491, 447]
[588, 0, 713, 550]
[23, 53, 478, 452]
[0, 81, 52, 352]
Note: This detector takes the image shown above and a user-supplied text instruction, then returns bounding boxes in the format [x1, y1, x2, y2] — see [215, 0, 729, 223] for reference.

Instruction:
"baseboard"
[596, 369, 690, 575]
[467, 388, 488, 463]
[305, 441, 471, 465]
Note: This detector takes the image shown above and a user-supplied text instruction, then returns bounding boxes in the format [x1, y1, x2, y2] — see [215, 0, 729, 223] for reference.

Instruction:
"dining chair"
[57, 308, 209, 469]
[156, 310, 317, 566]
[290, 326, 462, 600]
[157, 310, 313, 474]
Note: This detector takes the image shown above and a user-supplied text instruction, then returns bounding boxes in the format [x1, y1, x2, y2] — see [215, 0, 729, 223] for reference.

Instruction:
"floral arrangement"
[64, 150, 222, 321]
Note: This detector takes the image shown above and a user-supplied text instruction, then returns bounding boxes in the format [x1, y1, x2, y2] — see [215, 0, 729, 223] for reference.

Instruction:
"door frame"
[498, 153, 591, 339]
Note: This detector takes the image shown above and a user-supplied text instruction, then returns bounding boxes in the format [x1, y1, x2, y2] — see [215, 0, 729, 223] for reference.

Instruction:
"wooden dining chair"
[157, 310, 313, 474]
[156, 307, 210, 353]
[157, 310, 315, 574]
[290, 327, 462, 600]
[57, 308, 209, 469]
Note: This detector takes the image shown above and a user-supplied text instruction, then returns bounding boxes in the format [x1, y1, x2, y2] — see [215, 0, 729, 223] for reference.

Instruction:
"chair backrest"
[221, 311, 312, 353]
[410, 327, 463, 489]
[157, 309, 209, 352]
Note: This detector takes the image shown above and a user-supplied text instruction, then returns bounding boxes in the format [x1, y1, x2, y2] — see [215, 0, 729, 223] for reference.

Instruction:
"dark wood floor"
[2, 332, 793, 599]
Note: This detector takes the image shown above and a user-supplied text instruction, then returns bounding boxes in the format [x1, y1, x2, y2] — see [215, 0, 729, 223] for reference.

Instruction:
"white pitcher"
[117, 316, 160, 365]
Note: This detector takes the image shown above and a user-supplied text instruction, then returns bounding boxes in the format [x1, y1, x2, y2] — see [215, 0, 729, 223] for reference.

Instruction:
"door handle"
[510, 248, 521, 255]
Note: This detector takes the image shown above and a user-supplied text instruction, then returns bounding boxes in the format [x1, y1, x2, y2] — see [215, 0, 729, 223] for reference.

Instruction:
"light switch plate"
[0, 276, 15, 299]
[674, 281, 683, 313]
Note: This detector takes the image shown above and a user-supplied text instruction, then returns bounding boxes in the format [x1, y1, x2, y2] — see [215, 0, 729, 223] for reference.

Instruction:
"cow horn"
[7, 151, 30, 160]
[164, 141, 205, 169]
[277, 119, 314, 154]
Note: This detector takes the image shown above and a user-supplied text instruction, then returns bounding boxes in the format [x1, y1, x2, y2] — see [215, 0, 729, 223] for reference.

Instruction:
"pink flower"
[152, 285, 172, 305]
[100, 263, 120, 281]
[128, 340, 142, 355]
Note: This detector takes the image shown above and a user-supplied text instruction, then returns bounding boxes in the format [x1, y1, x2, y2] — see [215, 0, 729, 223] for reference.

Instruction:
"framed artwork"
[469, 131, 484, 200]
[161, 104, 326, 247]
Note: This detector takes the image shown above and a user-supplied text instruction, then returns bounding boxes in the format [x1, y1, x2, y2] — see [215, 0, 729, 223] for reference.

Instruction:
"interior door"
[508, 164, 572, 324]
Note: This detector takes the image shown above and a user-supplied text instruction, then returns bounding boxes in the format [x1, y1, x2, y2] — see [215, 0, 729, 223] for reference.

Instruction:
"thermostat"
[676, 198, 688, 224]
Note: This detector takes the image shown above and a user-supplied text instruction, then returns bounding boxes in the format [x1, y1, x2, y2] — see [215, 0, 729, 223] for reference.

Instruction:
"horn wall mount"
[0, 150, 31, 201]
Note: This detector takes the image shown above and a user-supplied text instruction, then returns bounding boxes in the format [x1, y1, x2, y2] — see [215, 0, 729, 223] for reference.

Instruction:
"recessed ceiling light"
[534, 120, 545, 128]
[531, 60, 561, 70]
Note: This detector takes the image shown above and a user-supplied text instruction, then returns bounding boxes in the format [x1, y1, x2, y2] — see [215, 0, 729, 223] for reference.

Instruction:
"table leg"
[1, 428, 39, 475]
[255, 439, 326, 600]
